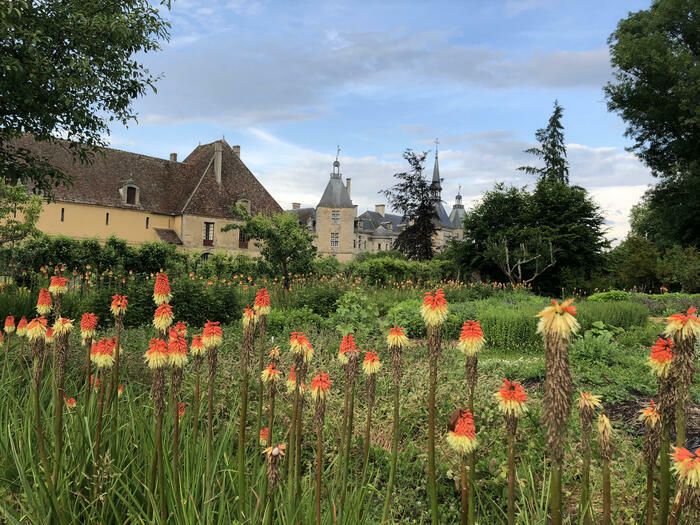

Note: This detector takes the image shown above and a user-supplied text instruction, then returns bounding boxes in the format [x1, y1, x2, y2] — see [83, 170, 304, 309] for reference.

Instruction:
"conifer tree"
[518, 100, 569, 184]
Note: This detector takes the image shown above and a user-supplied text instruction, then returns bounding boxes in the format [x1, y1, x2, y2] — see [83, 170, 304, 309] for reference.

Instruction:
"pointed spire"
[331, 145, 341, 179]
[432, 138, 440, 186]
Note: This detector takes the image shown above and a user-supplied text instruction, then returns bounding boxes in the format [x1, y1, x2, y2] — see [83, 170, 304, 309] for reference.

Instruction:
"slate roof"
[154, 228, 183, 245]
[434, 201, 454, 228]
[288, 207, 316, 224]
[14, 136, 282, 219]
[317, 175, 354, 209]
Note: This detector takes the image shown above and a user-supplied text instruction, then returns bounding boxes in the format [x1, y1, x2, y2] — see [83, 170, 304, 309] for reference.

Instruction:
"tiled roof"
[15, 136, 282, 218]
[154, 228, 183, 245]
[317, 175, 354, 209]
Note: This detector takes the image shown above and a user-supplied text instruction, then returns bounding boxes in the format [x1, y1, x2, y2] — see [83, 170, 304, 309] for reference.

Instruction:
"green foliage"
[311, 255, 341, 277]
[657, 245, 700, 292]
[607, 236, 660, 291]
[587, 290, 630, 302]
[518, 100, 569, 183]
[332, 289, 380, 339]
[606, 0, 700, 247]
[266, 306, 328, 336]
[0, 1, 171, 195]
[285, 282, 345, 317]
[0, 180, 41, 249]
[380, 149, 436, 260]
[577, 301, 649, 331]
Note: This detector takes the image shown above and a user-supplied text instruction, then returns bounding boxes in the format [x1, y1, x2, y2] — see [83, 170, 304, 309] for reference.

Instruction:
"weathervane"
[434, 137, 439, 157]
[336, 145, 341, 161]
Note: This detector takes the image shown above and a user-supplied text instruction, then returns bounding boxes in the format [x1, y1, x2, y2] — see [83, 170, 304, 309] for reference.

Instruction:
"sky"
[109, 0, 656, 243]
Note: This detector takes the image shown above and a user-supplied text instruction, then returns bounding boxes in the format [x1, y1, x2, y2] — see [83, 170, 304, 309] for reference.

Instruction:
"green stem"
[460, 455, 468, 525]
[315, 410, 324, 525]
[294, 394, 304, 500]
[155, 404, 167, 523]
[507, 430, 515, 525]
[381, 374, 400, 523]
[549, 460, 562, 525]
[51, 339, 66, 484]
[581, 428, 592, 525]
[171, 371, 181, 507]
[645, 465, 654, 525]
[602, 458, 611, 525]
[427, 345, 438, 525]
[93, 371, 107, 499]
[362, 381, 374, 476]
[108, 319, 123, 406]
[255, 316, 267, 447]
[657, 428, 670, 525]
[287, 384, 300, 502]
[237, 364, 250, 521]
[193, 358, 201, 437]
[340, 379, 355, 515]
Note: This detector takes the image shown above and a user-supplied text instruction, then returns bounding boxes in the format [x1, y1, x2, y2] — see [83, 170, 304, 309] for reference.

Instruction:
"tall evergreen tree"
[518, 101, 570, 184]
[381, 150, 437, 260]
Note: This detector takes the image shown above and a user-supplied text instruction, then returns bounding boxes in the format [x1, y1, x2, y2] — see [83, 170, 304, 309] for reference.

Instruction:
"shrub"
[587, 290, 630, 302]
[286, 282, 345, 317]
[311, 256, 341, 277]
[266, 307, 328, 336]
[577, 301, 649, 330]
[331, 289, 380, 340]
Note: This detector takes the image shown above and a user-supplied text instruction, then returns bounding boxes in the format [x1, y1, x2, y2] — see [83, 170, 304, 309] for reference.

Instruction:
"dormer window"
[126, 186, 137, 205]
[119, 182, 140, 206]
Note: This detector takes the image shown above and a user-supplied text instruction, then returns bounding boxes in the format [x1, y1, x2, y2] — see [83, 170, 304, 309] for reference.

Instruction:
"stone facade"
[289, 152, 464, 260]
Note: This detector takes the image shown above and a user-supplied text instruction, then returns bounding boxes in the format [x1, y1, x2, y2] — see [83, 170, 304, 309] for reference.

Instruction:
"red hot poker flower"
[260, 426, 270, 446]
[80, 313, 98, 342]
[49, 276, 68, 295]
[90, 337, 116, 369]
[286, 365, 298, 393]
[16, 317, 28, 337]
[457, 320, 485, 356]
[495, 378, 528, 417]
[648, 337, 674, 377]
[152, 272, 172, 305]
[36, 289, 52, 316]
[261, 362, 282, 383]
[310, 371, 332, 402]
[202, 321, 223, 349]
[153, 303, 174, 333]
[362, 350, 382, 375]
[4, 315, 15, 334]
[671, 447, 700, 489]
[110, 295, 128, 318]
[420, 289, 449, 327]
[26, 317, 48, 342]
[664, 307, 700, 341]
[190, 334, 206, 356]
[446, 409, 478, 454]
[168, 329, 188, 368]
[337, 333, 358, 365]
[65, 397, 77, 410]
[144, 338, 169, 369]
[387, 326, 409, 349]
[254, 288, 271, 316]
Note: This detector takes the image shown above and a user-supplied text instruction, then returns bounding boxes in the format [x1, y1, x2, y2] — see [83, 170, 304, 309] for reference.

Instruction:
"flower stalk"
[578, 391, 601, 525]
[598, 413, 613, 525]
[362, 350, 380, 474]
[640, 400, 661, 525]
[381, 326, 409, 523]
[237, 307, 257, 521]
[311, 371, 331, 525]
[202, 320, 222, 507]
[447, 408, 478, 525]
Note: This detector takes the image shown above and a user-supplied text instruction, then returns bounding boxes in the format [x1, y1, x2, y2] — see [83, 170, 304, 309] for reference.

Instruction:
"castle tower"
[315, 149, 356, 262]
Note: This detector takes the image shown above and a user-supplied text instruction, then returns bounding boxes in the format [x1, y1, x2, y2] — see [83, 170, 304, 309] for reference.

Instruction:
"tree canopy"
[518, 100, 569, 184]
[0, 1, 171, 195]
[605, 0, 700, 247]
[381, 149, 437, 260]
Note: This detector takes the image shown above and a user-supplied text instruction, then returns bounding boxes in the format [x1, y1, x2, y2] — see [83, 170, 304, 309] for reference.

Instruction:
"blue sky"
[110, 0, 655, 242]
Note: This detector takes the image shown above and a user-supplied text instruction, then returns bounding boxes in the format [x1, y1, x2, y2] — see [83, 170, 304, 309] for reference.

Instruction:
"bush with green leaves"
[331, 289, 380, 340]
[587, 290, 630, 302]
[577, 300, 648, 330]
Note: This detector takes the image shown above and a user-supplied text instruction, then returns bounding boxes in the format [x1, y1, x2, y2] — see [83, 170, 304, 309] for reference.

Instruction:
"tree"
[608, 236, 660, 292]
[224, 209, 317, 290]
[518, 101, 570, 183]
[605, 0, 700, 247]
[0, 1, 171, 195]
[0, 179, 41, 246]
[657, 245, 700, 292]
[381, 149, 437, 260]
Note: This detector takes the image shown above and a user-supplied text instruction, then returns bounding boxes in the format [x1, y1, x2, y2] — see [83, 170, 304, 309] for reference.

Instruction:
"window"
[201, 252, 210, 261]
[330, 232, 339, 249]
[60, 208, 65, 222]
[353, 239, 356, 249]
[331, 209, 340, 224]
[378, 244, 382, 251]
[239, 230, 249, 249]
[126, 186, 137, 205]
[203, 222, 214, 246]
[105, 212, 110, 226]
[145, 217, 150, 229]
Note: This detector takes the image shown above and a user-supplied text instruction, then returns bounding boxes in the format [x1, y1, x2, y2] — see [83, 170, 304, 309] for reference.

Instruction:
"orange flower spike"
[261, 362, 282, 383]
[242, 306, 257, 329]
[639, 400, 661, 429]
[117, 385, 124, 398]
[536, 298, 580, 339]
[457, 320, 485, 356]
[144, 338, 169, 369]
[80, 313, 98, 342]
[90, 337, 116, 369]
[110, 295, 128, 317]
[202, 321, 223, 349]
[254, 288, 271, 316]
[153, 303, 174, 333]
[44, 327, 55, 344]
[36, 288, 53, 316]
[664, 307, 700, 341]
[173, 321, 187, 337]
[152, 272, 172, 305]
[362, 350, 382, 375]
[446, 409, 478, 454]
[290, 331, 313, 363]
[286, 365, 298, 393]
[190, 334, 206, 356]
[671, 447, 700, 489]
[578, 391, 602, 411]
[168, 333, 188, 368]
[648, 337, 674, 377]
[16, 317, 27, 337]
[48, 276, 68, 295]
[177, 402, 186, 420]
[52, 317, 74, 337]
[310, 371, 332, 402]
[26, 317, 48, 342]
[65, 397, 77, 410]
[495, 378, 528, 417]
[337, 334, 357, 365]
[387, 326, 409, 349]
[260, 426, 270, 446]
[4, 315, 15, 334]
[420, 288, 449, 327]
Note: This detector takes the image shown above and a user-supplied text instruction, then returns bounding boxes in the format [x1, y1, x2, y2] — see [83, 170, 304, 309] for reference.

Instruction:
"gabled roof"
[317, 175, 354, 209]
[288, 207, 316, 224]
[434, 201, 454, 228]
[14, 136, 282, 218]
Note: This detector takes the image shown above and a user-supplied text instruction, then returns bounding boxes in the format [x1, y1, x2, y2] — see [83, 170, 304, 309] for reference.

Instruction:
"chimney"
[354, 204, 358, 217]
[169, 152, 177, 162]
[346, 177, 351, 197]
[232, 145, 241, 157]
[292, 202, 301, 210]
[375, 204, 385, 216]
[214, 142, 223, 184]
